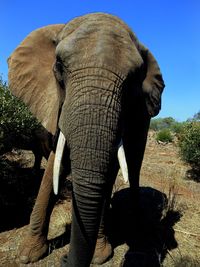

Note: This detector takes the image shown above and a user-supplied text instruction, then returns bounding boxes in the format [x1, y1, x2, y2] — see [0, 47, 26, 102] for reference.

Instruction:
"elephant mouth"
[53, 131, 128, 195]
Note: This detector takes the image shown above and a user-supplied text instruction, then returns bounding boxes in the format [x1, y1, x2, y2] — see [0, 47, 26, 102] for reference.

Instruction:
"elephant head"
[8, 13, 164, 266]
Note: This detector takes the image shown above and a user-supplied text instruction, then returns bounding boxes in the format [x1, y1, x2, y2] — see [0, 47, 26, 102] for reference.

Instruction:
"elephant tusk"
[117, 140, 129, 183]
[53, 131, 66, 195]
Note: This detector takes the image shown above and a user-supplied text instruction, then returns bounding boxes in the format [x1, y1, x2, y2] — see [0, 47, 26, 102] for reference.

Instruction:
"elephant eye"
[55, 56, 64, 75]
[53, 56, 65, 89]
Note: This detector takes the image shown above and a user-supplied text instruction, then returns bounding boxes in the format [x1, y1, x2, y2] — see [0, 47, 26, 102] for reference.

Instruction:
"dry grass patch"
[140, 132, 200, 267]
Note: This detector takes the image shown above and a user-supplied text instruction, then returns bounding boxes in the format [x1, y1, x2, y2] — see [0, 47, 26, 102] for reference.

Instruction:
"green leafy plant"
[156, 129, 173, 143]
[0, 75, 39, 153]
[178, 122, 200, 168]
[0, 77, 39, 133]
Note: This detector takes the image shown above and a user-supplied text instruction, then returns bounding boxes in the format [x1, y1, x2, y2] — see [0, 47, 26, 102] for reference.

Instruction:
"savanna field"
[0, 130, 199, 267]
[0, 1, 199, 266]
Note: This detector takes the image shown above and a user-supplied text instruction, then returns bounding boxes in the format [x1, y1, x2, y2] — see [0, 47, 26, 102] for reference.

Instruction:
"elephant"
[8, 13, 164, 267]
[0, 125, 53, 171]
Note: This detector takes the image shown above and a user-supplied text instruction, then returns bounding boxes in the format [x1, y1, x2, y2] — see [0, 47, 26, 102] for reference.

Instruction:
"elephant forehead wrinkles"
[56, 14, 143, 74]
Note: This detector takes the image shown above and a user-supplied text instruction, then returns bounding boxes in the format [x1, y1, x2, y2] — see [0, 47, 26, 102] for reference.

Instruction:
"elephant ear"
[139, 43, 165, 117]
[8, 24, 65, 134]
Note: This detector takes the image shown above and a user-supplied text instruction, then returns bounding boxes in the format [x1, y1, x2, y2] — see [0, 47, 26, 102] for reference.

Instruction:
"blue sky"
[0, 0, 199, 121]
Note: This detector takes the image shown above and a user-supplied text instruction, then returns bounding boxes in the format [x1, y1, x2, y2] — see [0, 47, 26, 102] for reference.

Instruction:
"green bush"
[0, 75, 39, 152]
[178, 122, 200, 167]
[171, 121, 185, 135]
[156, 129, 173, 143]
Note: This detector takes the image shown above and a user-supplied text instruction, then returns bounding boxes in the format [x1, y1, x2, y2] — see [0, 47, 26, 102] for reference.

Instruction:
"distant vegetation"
[155, 128, 173, 143]
[150, 117, 183, 144]
[150, 117, 184, 134]
[150, 114, 200, 176]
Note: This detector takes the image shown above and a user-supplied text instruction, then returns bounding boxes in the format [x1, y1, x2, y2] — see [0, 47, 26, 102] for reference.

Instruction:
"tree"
[192, 111, 200, 122]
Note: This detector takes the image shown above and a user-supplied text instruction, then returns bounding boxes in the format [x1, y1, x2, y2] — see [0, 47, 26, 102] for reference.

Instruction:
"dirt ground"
[0, 131, 199, 267]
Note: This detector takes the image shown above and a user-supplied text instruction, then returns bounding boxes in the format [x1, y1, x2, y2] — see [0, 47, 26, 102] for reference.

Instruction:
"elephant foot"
[92, 236, 113, 265]
[19, 235, 48, 264]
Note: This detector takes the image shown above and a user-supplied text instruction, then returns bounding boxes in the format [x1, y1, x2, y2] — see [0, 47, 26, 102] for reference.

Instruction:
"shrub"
[178, 122, 200, 168]
[0, 75, 39, 152]
[156, 129, 173, 143]
[0, 77, 39, 133]
[171, 121, 184, 135]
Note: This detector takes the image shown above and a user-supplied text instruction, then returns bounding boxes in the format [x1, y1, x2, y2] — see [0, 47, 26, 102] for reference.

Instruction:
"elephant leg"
[19, 151, 56, 263]
[92, 160, 119, 264]
[123, 114, 150, 208]
[92, 210, 112, 265]
[33, 150, 43, 172]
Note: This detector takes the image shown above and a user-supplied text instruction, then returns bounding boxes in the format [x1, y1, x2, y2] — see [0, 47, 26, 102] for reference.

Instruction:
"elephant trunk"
[59, 67, 125, 266]
[53, 133, 128, 195]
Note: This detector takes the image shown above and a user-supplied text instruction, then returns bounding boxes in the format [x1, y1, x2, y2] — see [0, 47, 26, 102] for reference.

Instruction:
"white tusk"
[53, 131, 66, 195]
[117, 140, 129, 183]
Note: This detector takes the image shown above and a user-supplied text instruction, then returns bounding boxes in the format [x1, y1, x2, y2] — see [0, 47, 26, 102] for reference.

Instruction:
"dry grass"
[140, 132, 200, 267]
